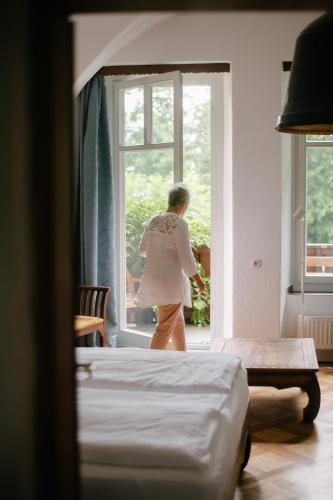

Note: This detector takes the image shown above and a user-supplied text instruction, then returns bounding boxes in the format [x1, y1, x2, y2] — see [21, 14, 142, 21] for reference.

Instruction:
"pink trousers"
[149, 302, 186, 351]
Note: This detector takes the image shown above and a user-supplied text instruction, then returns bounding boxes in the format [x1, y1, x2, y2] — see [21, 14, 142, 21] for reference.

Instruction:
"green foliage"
[306, 145, 333, 244]
[190, 263, 210, 326]
[151, 85, 174, 143]
[125, 148, 173, 177]
[183, 85, 211, 185]
[184, 171, 211, 238]
[307, 135, 333, 142]
[123, 84, 211, 184]
[187, 217, 211, 249]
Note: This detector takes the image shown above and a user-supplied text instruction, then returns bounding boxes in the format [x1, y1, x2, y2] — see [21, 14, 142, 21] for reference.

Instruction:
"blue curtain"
[77, 75, 117, 346]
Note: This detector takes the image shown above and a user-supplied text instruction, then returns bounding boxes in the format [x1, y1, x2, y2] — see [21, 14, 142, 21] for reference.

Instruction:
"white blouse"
[134, 212, 197, 308]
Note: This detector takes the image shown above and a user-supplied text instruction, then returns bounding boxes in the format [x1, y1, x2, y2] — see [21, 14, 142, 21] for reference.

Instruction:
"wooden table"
[211, 338, 320, 422]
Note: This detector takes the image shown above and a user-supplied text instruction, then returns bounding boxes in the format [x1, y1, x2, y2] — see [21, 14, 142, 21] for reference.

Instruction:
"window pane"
[183, 85, 211, 248]
[307, 134, 333, 142]
[124, 149, 174, 331]
[120, 87, 144, 146]
[306, 147, 333, 275]
[182, 84, 211, 336]
[151, 83, 174, 144]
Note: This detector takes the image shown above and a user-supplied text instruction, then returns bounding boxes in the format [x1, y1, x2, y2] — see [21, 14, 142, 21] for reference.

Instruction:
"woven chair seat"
[75, 285, 110, 347]
[74, 315, 104, 332]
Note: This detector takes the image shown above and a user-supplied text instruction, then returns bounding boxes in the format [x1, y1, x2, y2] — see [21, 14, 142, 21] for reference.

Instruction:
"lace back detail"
[148, 213, 178, 235]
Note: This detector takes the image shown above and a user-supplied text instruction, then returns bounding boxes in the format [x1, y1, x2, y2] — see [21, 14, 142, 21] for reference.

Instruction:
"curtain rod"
[98, 63, 230, 76]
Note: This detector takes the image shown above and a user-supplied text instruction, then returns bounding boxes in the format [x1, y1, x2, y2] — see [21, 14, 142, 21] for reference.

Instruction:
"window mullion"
[118, 90, 125, 147]
[144, 85, 152, 146]
[294, 135, 307, 286]
[174, 72, 183, 182]
[119, 143, 174, 152]
[113, 85, 126, 330]
[305, 141, 333, 147]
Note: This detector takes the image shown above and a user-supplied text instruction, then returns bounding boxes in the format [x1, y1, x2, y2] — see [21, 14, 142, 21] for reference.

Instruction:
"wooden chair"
[74, 285, 110, 347]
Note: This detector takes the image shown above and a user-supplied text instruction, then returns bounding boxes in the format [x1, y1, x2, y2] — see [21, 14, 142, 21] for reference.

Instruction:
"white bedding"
[76, 347, 249, 500]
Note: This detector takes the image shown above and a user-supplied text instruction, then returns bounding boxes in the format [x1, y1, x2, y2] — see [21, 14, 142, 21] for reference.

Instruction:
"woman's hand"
[192, 273, 205, 293]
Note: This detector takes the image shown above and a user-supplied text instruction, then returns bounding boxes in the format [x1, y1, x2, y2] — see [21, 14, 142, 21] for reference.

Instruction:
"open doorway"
[103, 67, 227, 348]
[121, 75, 212, 343]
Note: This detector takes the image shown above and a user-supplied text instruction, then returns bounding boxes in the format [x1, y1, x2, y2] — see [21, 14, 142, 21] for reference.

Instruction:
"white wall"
[75, 11, 333, 340]
[283, 294, 333, 337]
[71, 14, 138, 81]
[283, 293, 333, 361]
[72, 13, 175, 94]
[280, 71, 295, 338]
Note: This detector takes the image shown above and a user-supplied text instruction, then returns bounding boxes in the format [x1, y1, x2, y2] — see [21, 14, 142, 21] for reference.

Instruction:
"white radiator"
[297, 316, 333, 349]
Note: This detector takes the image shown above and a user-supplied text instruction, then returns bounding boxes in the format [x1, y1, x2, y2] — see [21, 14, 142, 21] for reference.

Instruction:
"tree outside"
[306, 139, 333, 245]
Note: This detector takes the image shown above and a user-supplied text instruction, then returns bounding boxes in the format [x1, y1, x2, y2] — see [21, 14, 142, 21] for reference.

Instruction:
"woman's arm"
[191, 273, 205, 293]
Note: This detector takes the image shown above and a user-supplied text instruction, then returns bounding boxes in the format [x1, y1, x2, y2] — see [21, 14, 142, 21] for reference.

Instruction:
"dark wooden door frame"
[28, 10, 78, 500]
[2, 6, 77, 500]
[68, 1, 330, 13]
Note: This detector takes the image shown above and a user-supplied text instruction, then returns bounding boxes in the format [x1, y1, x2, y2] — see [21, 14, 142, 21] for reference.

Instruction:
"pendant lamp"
[276, 11, 333, 134]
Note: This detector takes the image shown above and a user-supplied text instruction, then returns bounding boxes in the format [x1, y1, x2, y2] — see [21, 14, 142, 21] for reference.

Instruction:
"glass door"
[113, 72, 224, 346]
[114, 72, 183, 334]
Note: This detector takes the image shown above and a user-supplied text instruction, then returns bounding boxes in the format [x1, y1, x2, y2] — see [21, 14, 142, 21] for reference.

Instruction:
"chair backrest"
[77, 285, 110, 320]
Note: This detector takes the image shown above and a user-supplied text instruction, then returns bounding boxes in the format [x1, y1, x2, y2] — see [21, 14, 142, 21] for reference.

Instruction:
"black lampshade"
[276, 11, 333, 134]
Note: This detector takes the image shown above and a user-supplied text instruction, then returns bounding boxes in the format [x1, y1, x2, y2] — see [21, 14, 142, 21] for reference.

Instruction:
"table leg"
[248, 371, 321, 423]
[301, 374, 321, 422]
[241, 431, 251, 471]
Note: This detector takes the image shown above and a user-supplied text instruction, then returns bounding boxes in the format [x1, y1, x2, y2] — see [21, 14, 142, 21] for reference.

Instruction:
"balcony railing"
[306, 244, 333, 274]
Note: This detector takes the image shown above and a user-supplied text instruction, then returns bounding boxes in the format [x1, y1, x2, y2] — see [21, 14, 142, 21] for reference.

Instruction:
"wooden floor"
[236, 367, 333, 500]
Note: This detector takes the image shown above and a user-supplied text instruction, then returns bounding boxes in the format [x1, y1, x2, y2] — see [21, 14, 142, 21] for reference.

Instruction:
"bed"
[76, 347, 250, 500]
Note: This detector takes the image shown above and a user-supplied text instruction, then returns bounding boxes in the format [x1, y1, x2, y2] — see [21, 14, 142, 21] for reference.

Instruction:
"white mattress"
[76, 347, 249, 500]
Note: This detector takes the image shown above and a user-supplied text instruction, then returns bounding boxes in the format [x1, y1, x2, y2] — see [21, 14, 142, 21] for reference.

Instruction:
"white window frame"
[109, 72, 226, 346]
[182, 74, 225, 345]
[113, 71, 182, 343]
[293, 135, 333, 292]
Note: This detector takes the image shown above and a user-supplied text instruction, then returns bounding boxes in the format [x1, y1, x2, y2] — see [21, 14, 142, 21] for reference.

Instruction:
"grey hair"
[168, 183, 190, 207]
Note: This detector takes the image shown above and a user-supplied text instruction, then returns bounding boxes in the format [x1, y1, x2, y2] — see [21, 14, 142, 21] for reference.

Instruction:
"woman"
[135, 184, 205, 351]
